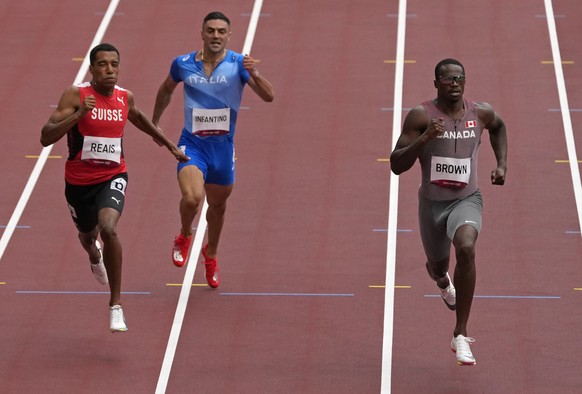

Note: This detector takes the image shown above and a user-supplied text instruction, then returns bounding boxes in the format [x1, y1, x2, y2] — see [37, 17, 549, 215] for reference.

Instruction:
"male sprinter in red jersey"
[390, 59, 507, 365]
[41, 43, 188, 332]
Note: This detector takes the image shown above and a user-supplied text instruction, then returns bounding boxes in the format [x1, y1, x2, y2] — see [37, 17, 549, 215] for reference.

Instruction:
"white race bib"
[191, 108, 230, 136]
[430, 156, 471, 189]
[81, 136, 122, 165]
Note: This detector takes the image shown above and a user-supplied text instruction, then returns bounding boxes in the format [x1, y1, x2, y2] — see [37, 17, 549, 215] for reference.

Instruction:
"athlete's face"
[89, 51, 119, 92]
[201, 19, 231, 54]
[434, 64, 465, 102]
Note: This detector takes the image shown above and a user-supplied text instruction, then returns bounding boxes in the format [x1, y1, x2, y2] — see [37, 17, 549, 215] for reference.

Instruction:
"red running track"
[0, 0, 581, 393]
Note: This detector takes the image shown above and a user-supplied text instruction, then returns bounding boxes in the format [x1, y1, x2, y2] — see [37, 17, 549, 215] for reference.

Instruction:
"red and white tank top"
[65, 82, 129, 185]
[418, 99, 484, 201]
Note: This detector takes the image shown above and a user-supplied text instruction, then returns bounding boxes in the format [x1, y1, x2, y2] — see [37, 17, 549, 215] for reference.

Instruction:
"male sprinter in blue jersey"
[152, 11, 274, 288]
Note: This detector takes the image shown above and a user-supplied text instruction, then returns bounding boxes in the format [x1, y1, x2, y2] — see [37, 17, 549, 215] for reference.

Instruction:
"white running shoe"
[439, 273, 456, 310]
[451, 335, 476, 365]
[110, 305, 128, 333]
[91, 240, 108, 285]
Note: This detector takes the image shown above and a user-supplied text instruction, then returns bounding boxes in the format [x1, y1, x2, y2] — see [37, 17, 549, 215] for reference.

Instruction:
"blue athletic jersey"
[170, 50, 251, 142]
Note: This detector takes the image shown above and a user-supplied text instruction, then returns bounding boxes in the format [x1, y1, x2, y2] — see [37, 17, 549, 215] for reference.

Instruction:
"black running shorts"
[64, 173, 128, 233]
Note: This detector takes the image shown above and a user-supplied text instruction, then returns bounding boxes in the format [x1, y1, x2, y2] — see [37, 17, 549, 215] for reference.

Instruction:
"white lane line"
[0, 0, 120, 262]
[155, 202, 208, 394]
[544, 0, 582, 238]
[382, 0, 408, 393]
[155, 1, 265, 392]
[242, 0, 264, 54]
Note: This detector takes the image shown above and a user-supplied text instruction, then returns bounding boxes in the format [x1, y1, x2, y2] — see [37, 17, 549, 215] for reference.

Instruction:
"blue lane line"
[425, 294, 560, 300]
[220, 292, 354, 297]
[16, 291, 150, 295]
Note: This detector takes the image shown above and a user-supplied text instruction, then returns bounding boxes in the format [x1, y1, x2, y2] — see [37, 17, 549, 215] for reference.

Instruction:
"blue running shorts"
[177, 134, 235, 186]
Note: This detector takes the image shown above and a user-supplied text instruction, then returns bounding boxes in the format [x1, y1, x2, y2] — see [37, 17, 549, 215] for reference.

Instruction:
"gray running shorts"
[418, 189, 483, 262]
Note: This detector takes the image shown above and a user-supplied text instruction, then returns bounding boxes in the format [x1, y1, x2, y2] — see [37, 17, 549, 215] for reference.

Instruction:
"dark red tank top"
[65, 83, 129, 185]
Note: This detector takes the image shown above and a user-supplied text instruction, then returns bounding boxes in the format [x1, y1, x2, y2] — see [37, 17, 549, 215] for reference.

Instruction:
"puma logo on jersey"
[111, 197, 121, 205]
[117, 96, 125, 106]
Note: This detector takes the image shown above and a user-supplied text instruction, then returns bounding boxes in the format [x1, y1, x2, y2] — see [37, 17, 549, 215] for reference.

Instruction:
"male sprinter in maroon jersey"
[41, 43, 188, 332]
[390, 58, 507, 365]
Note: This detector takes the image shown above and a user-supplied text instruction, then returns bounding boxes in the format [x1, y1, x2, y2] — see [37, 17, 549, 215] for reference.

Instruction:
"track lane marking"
[384, 60, 416, 63]
[547, 108, 582, 111]
[220, 292, 354, 297]
[16, 290, 150, 295]
[370, 285, 411, 289]
[541, 60, 575, 64]
[382, 0, 408, 392]
[544, 0, 582, 238]
[425, 294, 561, 299]
[535, 14, 565, 18]
[25, 155, 61, 159]
[166, 283, 208, 287]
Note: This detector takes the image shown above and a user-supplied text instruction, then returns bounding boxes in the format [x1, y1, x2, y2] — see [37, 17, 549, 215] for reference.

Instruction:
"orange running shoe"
[202, 244, 220, 288]
[172, 234, 192, 267]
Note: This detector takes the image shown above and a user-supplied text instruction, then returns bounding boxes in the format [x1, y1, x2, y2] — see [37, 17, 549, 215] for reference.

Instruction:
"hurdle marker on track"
[0, 0, 120, 262]
[154, 1, 265, 392]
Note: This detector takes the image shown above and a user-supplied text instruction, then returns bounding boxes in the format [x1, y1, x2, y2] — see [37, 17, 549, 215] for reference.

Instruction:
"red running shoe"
[202, 244, 220, 288]
[172, 234, 192, 267]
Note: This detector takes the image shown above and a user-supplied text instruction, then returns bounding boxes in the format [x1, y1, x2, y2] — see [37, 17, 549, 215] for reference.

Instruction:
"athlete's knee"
[181, 192, 204, 211]
[78, 229, 97, 248]
[454, 240, 476, 264]
[205, 184, 233, 215]
[99, 222, 119, 243]
[427, 258, 449, 279]
[208, 199, 227, 216]
[454, 225, 477, 254]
